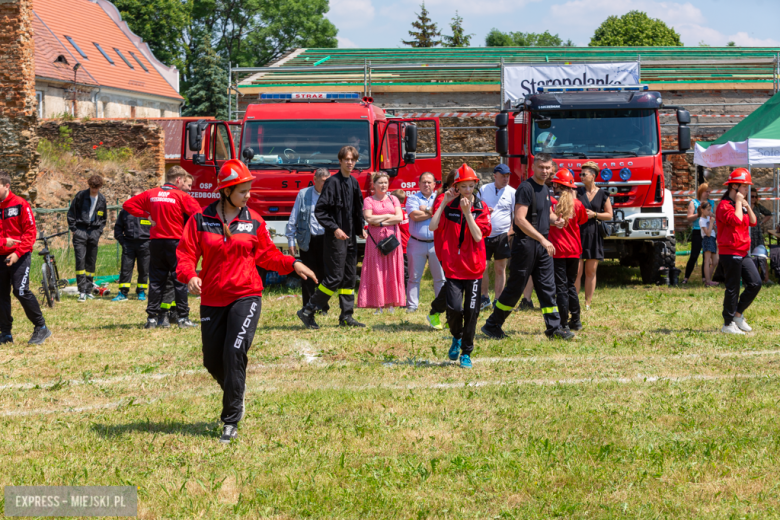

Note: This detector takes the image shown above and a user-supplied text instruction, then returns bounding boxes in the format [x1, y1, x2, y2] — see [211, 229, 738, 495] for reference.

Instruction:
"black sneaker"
[144, 317, 158, 329]
[219, 424, 238, 444]
[569, 320, 583, 331]
[0, 334, 13, 345]
[28, 326, 52, 345]
[177, 318, 197, 328]
[339, 315, 365, 328]
[297, 309, 319, 330]
[481, 323, 507, 340]
[516, 298, 534, 311]
[157, 314, 171, 329]
[548, 328, 575, 341]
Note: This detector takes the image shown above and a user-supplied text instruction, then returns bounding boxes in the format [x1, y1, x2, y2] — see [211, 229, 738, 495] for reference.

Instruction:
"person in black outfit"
[575, 161, 612, 310]
[67, 175, 107, 302]
[297, 146, 367, 329]
[482, 154, 574, 341]
[112, 188, 150, 301]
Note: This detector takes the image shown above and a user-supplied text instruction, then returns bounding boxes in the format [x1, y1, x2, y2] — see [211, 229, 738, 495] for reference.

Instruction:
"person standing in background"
[478, 164, 516, 310]
[67, 175, 107, 302]
[750, 186, 773, 284]
[160, 168, 194, 324]
[112, 188, 150, 301]
[683, 183, 716, 285]
[391, 189, 410, 288]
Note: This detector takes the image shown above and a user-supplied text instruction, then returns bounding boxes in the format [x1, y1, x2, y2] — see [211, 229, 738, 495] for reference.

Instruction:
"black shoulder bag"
[597, 190, 615, 239]
[367, 224, 400, 256]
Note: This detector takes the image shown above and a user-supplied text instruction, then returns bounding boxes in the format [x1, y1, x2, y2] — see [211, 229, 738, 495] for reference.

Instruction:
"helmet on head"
[453, 164, 479, 185]
[551, 168, 576, 189]
[215, 159, 253, 192]
[724, 167, 753, 186]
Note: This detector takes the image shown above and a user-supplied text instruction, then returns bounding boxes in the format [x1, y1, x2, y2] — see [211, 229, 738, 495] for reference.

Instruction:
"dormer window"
[54, 55, 69, 65]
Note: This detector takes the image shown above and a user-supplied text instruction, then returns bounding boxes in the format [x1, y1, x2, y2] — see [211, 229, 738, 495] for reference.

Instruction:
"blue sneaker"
[459, 354, 472, 369]
[0, 334, 13, 345]
[448, 337, 461, 361]
[137, 290, 146, 301]
[112, 293, 128, 302]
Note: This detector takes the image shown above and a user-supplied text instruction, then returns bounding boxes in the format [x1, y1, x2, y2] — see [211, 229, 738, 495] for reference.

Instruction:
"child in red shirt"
[429, 164, 492, 369]
[549, 169, 588, 332]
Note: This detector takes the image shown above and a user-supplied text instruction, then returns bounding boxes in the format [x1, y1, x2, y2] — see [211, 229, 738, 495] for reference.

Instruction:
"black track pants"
[487, 236, 561, 336]
[554, 258, 580, 327]
[161, 279, 176, 317]
[118, 239, 149, 295]
[201, 296, 261, 426]
[429, 288, 446, 315]
[445, 278, 481, 355]
[148, 239, 189, 319]
[720, 254, 762, 326]
[307, 235, 356, 319]
[299, 234, 329, 312]
[73, 228, 101, 294]
[0, 253, 45, 334]
[684, 229, 702, 280]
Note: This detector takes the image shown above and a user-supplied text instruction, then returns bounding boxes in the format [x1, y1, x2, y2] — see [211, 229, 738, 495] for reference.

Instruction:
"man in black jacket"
[67, 175, 107, 302]
[112, 188, 151, 302]
[297, 146, 366, 329]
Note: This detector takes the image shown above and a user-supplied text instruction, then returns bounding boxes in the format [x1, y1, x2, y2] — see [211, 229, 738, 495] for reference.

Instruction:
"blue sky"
[326, 0, 780, 49]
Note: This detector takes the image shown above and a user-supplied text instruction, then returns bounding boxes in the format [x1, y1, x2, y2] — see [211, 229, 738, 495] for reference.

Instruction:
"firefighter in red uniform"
[177, 160, 316, 444]
[429, 164, 492, 369]
[124, 168, 202, 329]
[716, 168, 760, 335]
[0, 171, 52, 345]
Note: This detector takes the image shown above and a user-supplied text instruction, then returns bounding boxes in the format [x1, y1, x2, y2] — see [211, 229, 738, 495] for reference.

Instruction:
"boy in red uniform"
[391, 189, 410, 287]
[429, 164, 491, 368]
[549, 169, 588, 332]
[0, 171, 51, 345]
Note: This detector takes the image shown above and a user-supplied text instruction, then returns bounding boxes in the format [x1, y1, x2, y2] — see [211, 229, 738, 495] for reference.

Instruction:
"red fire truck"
[179, 92, 441, 250]
[495, 85, 690, 283]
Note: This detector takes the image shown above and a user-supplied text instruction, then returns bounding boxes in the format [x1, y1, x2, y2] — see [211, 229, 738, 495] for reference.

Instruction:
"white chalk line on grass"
[294, 339, 320, 364]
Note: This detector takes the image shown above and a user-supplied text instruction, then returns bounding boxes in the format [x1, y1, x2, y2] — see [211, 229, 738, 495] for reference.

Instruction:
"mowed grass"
[1, 256, 780, 519]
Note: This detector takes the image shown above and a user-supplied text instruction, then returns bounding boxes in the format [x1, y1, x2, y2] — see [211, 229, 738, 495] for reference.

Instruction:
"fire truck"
[179, 92, 441, 250]
[495, 85, 691, 283]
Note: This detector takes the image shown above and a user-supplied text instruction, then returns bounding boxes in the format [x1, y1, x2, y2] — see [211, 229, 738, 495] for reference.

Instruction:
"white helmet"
[752, 245, 768, 259]
[536, 132, 557, 148]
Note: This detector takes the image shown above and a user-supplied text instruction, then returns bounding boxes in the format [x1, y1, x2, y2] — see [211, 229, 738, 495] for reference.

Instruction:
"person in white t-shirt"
[698, 201, 719, 287]
[478, 164, 516, 310]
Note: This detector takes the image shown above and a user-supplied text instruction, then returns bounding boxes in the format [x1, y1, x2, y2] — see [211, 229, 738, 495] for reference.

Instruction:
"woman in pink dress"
[358, 172, 406, 312]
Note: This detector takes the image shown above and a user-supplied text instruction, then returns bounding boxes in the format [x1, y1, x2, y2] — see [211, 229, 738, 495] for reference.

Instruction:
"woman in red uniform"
[429, 164, 492, 368]
[715, 168, 760, 335]
[177, 160, 316, 443]
[549, 169, 589, 332]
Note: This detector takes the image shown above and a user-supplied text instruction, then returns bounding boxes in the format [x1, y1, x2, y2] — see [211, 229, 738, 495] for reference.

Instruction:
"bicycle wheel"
[48, 261, 60, 302]
[41, 264, 54, 308]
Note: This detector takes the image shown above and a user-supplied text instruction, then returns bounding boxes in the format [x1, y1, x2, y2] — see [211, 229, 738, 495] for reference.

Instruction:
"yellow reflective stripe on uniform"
[169, 301, 176, 307]
[541, 306, 559, 314]
[75, 270, 86, 275]
[160, 303, 171, 310]
[137, 284, 148, 289]
[86, 272, 95, 277]
[317, 285, 335, 296]
[495, 301, 513, 312]
[140, 220, 151, 225]
[118, 283, 131, 288]
[338, 288, 354, 295]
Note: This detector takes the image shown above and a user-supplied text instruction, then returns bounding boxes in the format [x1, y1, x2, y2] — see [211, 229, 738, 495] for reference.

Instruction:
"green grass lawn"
[2, 256, 780, 519]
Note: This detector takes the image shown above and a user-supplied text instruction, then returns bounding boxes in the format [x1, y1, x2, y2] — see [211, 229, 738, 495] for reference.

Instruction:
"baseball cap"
[493, 164, 511, 175]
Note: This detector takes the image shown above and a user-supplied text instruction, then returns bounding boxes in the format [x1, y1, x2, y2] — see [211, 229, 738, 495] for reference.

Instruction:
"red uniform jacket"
[177, 202, 296, 307]
[434, 195, 492, 280]
[399, 209, 410, 253]
[550, 199, 588, 259]
[123, 184, 201, 240]
[0, 192, 37, 257]
[716, 196, 755, 257]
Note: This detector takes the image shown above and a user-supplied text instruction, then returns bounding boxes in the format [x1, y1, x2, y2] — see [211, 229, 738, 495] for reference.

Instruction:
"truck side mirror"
[678, 125, 691, 152]
[676, 108, 691, 125]
[404, 152, 416, 165]
[496, 128, 509, 156]
[242, 147, 254, 162]
[187, 121, 203, 152]
[495, 112, 509, 128]
[404, 124, 418, 153]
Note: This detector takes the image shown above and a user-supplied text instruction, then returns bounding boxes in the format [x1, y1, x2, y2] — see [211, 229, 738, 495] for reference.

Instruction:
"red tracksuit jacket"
[550, 199, 588, 259]
[0, 192, 37, 257]
[716, 196, 755, 257]
[435, 195, 492, 280]
[123, 184, 201, 240]
[176, 202, 296, 307]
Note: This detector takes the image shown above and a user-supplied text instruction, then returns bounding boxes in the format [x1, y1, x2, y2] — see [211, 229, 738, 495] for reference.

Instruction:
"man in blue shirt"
[405, 172, 445, 312]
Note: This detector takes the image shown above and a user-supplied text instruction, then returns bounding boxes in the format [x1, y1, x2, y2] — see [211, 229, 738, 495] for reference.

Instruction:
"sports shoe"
[548, 328, 575, 341]
[111, 293, 128, 302]
[86, 293, 95, 300]
[481, 322, 507, 340]
[339, 316, 365, 328]
[480, 296, 492, 311]
[78, 293, 87, 303]
[585, 304, 591, 311]
[219, 424, 238, 444]
[28, 325, 52, 345]
[721, 322, 745, 335]
[157, 314, 171, 329]
[427, 313, 443, 330]
[406, 307, 417, 314]
[144, 318, 158, 329]
[137, 290, 146, 301]
[733, 316, 752, 332]
[373, 308, 383, 315]
[177, 318, 198, 328]
[459, 354, 472, 369]
[448, 337, 461, 361]
[0, 334, 13, 344]
[568, 320, 583, 331]
[516, 298, 534, 311]
[297, 308, 319, 330]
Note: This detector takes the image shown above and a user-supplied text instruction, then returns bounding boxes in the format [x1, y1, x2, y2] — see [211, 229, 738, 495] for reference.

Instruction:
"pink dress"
[358, 195, 406, 309]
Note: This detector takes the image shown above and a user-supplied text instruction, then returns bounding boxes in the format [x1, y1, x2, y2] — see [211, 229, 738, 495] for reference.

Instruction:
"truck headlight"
[633, 218, 668, 230]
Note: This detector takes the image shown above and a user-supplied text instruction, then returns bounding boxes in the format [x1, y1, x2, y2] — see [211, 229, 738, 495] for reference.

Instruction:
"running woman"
[177, 160, 316, 443]
[429, 164, 492, 368]
[549, 169, 588, 332]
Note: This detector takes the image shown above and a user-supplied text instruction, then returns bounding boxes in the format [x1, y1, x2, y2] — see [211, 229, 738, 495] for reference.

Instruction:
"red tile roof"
[33, 0, 183, 100]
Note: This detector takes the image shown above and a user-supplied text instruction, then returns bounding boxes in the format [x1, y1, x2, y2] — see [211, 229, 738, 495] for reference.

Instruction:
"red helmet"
[723, 167, 753, 186]
[453, 163, 479, 185]
[215, 159, 254, 191]
[551, 168, 576, 189]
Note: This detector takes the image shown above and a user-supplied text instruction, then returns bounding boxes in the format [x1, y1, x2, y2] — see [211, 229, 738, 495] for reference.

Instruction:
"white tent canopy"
[694, 138, 780, 168]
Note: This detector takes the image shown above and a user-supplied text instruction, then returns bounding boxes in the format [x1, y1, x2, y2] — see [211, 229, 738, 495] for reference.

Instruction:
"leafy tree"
[442, 11, 472, 48]
[486, 29, 573, 47]
[182, 30, 228, 120]
[727, 41, 736, 46]
[589, 11, 682, 46]
[402, 2, 441, 48]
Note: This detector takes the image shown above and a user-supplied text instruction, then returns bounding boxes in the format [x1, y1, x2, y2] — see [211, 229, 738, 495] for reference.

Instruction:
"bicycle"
[37, 230, 68, 308]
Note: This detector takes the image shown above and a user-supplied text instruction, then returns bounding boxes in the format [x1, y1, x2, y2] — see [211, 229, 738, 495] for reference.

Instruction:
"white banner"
[747, 138, 780, 165]
[503, 62, 641, 104]
[694, 140, 749, 168]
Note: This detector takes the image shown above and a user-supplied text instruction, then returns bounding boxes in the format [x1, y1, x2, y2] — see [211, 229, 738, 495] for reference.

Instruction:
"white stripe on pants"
[406, 237, 445, 311]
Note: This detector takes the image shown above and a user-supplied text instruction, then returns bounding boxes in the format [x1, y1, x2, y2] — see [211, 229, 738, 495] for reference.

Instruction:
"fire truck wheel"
[639, 237, 676, 284]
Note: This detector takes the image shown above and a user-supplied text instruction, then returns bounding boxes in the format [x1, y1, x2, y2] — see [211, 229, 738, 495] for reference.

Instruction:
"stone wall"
[0, 0, 39, 199]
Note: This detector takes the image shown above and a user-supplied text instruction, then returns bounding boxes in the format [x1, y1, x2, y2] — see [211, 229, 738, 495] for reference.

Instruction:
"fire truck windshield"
[531, 109, 658, 158]
[242, 120, 371, 169]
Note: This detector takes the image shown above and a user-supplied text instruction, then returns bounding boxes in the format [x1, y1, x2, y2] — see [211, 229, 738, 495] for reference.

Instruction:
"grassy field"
[2, 255, 780, 519]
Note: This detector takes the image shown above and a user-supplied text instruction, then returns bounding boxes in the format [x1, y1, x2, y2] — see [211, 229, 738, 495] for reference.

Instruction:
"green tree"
[402, 2, 441, 48]
[727, 41, 736, 46]
[183, 30, 228, 119]
[486, 29, 573, 47]
[589, 11, 682, 46]
[442, 11, 472, 48]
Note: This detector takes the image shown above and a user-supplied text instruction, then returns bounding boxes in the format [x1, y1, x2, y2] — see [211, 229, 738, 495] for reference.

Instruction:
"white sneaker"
[733, 316, 752, 332]
[386, 307, 394, 314]
[78, 293, 87, 303]
[721, 322, 745, 335]
[373, 308, 383, 315]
